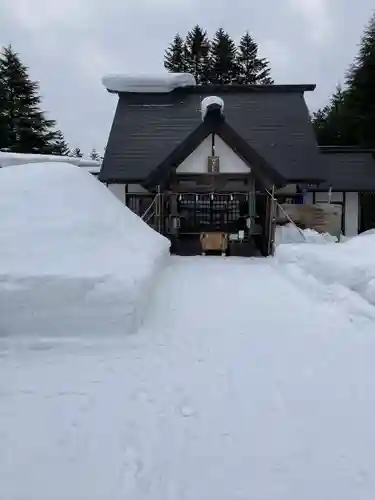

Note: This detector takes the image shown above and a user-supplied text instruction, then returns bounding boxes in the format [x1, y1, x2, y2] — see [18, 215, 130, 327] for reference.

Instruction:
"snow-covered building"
[99, 73, 375, 255]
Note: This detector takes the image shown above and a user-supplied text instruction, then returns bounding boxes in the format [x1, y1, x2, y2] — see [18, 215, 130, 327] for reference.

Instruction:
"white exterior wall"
[107, 183, 148, 204]
[315, 192, 343, 203]
[345, 192, 359, 236]
[277, 184, 297, 195]
[108, 184, 126, 203]
[176, 135, 250, 174]
[127, 184, 147, 193]
[304, 192, 313, 204]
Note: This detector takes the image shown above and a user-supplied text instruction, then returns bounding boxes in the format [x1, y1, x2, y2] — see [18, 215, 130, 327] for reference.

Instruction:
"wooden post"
[267, 185, 276, 256]
[156, 185, 162, 234]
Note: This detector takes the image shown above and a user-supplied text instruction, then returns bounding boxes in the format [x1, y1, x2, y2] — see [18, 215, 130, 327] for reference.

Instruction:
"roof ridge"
[172, 84, 316, 94]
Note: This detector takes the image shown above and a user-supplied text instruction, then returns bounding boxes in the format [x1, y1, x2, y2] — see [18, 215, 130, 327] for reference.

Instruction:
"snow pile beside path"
[277, 232, 375, 306]
[0, 151, 100, 172]
[275, 223, 338, 245]
[0, 162, 170, 337]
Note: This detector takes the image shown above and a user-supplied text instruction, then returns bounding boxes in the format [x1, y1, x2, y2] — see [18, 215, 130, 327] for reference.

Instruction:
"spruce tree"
[313, 13, 375, 146]
[164, 34, 188, 74]
[236, 31, 273, 84]
[0, 45, 60, 154]
[0, 71, 7, 150]
[70, 147, 83, 158]
[51, 130, 70, 155]
[184, 25, 211, 84]
[343, 13, 375, 146]
[210, 29, 238, 84]
[89, 148, 100, 160]
[313, 85, 350, 145]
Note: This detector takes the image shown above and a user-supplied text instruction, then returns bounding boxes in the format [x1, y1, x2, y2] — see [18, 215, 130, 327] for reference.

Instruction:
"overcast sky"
[0, 0, 373, 155]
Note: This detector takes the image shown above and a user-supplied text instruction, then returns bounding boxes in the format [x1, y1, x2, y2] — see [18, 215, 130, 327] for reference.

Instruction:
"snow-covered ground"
[0, 151, 101, 173]
[2, 163, 375, 499]
[277, 230, 375, 309]
[0, 162, 170, 336]
[1, 256, 375, 500]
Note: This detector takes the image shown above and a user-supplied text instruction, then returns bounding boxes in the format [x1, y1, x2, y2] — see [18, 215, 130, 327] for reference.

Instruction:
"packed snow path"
[1, 257, 375, 500]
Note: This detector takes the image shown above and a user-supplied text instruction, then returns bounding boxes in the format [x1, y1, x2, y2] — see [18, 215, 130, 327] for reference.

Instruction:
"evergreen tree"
[184, 25, 211, 84]
[343, 13, 375, 146]
[70, 147, 83, 158]
[0, 71, 7, 149]
[313, 85, 350, 145]
[313, 13, 375, 146]
[51, 130, 70, 155]
[89, 148, 100, 160]
[0, 45, 60, 153]
[210, 29, 238, 84]
[164, 34, 188, 74]
[236, 31, 273, 84]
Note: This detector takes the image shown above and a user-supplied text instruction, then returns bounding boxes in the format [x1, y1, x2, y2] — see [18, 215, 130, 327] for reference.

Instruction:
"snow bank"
[0, 162, 170, 337]
[275, 223, 338, 245]
[201, 95, 224, 120]
[277, 232, 375, 306]
[102, 73, 196, 93]
[0, 151, 100, 173]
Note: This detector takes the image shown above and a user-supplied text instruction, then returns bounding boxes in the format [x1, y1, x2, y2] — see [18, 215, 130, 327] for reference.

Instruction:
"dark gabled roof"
[316, 147, 375, 192]
[144, 107, 285, 190]
[99, 84, 323, 185]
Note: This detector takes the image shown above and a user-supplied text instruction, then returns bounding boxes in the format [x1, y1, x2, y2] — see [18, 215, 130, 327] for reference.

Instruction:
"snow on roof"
[201, 95, 224, 120]
[0, 152, 101, 173]
[102, 73, 196, 93]
[0, 162, 170, 335]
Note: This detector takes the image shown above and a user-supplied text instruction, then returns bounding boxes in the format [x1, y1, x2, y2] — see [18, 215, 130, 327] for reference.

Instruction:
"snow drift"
[277, 231, 375, 306]
[0, 151, 100, 173]
[0, 162, 170, 337]
[275, 223, 338, 245]
[102, 73, 196, 93]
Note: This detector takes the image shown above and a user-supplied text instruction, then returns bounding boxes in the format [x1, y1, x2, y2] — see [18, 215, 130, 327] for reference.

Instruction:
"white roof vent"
[201, 96, 224, 121]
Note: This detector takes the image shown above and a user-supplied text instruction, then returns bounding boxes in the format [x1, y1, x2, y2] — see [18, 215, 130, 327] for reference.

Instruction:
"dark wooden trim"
[169, 172, 253, 193]
[319, 146, 375, 154]
[103, 178, 145, 184]
[175, 173, 251, 181]
[287, 179, 324, 185]
[108, 84, 316, 96]
[144, 114, 284, 191]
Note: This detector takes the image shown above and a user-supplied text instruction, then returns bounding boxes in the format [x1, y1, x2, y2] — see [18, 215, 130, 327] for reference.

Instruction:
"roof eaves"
[144, 112, 286, 190]
[174, 84, 316, 94]
[215, 121, 285, 188]
[143, 121, 211, 189]
[106, 84, 316, 97]
[319, 146, 375, 154]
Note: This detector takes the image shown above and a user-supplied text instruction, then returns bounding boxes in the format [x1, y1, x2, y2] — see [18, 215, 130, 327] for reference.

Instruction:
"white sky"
[0, 0, 373, 154]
